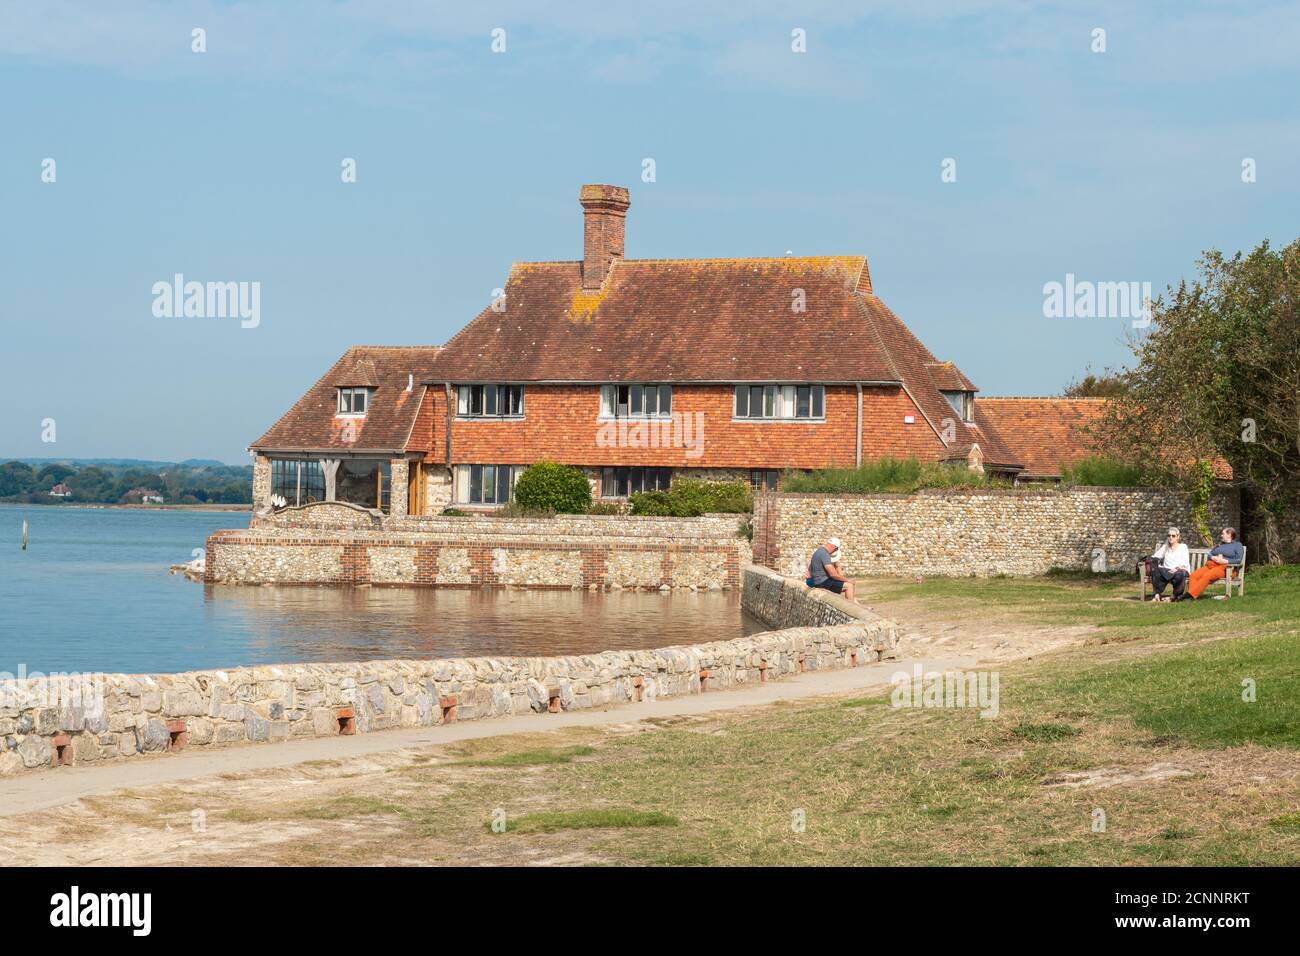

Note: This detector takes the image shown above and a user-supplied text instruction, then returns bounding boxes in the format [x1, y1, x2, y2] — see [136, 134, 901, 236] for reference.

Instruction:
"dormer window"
[337, 387, 370, 416]
[941, 390, 974, 423]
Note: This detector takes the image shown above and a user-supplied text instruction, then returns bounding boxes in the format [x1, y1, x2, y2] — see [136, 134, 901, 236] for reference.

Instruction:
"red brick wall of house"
[419, 384, 945, 469]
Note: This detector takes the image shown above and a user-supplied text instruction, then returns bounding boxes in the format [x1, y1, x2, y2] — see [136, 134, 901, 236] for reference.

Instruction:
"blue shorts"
[810, 578, 845, 594]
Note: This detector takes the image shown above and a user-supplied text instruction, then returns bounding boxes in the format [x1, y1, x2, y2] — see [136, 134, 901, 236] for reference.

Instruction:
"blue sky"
[3, 0, 1297, 463]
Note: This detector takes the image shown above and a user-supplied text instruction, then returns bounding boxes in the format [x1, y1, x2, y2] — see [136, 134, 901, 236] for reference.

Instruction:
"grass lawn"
[19, 567, 1300, 866]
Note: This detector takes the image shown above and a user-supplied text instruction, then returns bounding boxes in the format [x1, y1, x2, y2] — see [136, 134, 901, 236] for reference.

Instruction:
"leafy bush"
[1059, 455, 1150, 487]
[586, 500, 625, 515]
[512, 461, 592, 514]
[629, 478, 752, 516]
[780, 457, 1009, 494]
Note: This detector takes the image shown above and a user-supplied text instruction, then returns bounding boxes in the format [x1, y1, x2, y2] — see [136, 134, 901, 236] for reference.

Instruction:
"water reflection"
[203, 585, 767, 665]
[0, 505, 763, 674]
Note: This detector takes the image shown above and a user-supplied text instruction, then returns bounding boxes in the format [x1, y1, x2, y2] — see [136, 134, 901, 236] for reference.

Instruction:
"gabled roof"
[427, 256, 896, 383]
[422, 254, 1021, 469]
[252, 346, 443, 454]
[857, 296, 1022, 470]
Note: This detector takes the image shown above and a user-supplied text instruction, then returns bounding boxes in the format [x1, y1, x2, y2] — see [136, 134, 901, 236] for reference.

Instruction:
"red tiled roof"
[980, 397, 1234, 480]
[977, 397, 1111, 478]
[427, 257, 894, 383]
[424, 255, 1023, 471]
[252, 346, 443, 453]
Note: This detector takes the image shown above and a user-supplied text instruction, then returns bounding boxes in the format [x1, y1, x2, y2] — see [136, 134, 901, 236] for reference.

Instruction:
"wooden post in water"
[21, 519, 28, 550]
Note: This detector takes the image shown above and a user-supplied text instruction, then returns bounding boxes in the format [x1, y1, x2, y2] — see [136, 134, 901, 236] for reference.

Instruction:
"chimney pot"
[579, 184, 630, 290]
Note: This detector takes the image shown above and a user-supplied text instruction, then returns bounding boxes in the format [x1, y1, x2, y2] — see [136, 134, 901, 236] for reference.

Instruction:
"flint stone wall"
[753, 486, 1240, 578]
[743, 563, 883, 630]
[208, 506, 751, 590]
[0, 566, 898, 777]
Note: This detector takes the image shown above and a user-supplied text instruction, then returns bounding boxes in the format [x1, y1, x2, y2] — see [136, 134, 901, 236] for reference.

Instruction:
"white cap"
[828, 537, 842, 549]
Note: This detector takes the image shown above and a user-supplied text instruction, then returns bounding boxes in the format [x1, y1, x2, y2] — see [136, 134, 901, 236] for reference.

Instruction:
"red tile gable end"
[253, 346, 442, 454]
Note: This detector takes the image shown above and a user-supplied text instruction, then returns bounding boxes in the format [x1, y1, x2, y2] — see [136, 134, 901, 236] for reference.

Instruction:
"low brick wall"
[0, 569, 899, 776]
[753, 486, 1240, 578]
[208, 505, 751, 589]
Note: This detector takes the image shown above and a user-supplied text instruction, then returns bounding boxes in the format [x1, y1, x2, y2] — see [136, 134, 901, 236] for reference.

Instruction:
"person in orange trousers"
[1182, 527, 1244, 600]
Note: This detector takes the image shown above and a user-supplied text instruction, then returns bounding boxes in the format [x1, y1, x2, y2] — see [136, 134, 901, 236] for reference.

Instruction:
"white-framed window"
[599, 384, 672, 419]
[454, 464, 521, 505]
[457, 384, 524, 418]
[941, 390, 974, 422]
[337, 387, 370, 416]
[734, 384, 824, 420]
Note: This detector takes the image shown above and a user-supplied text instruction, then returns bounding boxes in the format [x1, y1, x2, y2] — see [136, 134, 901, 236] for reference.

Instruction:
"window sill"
[731, 417, 826, 424]
[596, 415, 674, 422]
[335, 413, 367, 419]
[454, 415, 525, 422]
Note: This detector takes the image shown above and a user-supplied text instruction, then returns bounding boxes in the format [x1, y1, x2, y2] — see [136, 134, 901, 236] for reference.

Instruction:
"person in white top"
[1149, 526, 1191, 601]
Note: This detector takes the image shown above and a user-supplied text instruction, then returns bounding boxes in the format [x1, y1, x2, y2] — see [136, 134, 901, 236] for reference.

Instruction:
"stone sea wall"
[208, 505, 752, 589]
[742, 562, 883, 630]
[752, 486, 1241, 578]
[0, 565, 898, 776]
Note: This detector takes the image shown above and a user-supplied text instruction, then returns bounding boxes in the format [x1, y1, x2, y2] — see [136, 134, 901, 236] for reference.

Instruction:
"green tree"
[0, 461, 37, 498]
[1062, 369, 1129, 398]
[35, 463, 76, 485]
[1089, 239, 1300, 562]
[513, 461, 592, 514]
[65, 466, 113, 502]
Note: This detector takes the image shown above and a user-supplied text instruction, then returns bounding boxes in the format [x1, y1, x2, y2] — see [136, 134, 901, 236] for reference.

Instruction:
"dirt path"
[853, 579, 1100, 664]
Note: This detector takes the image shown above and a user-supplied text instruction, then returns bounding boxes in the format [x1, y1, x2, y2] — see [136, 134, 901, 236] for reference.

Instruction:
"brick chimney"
[580, 184, 630, 290]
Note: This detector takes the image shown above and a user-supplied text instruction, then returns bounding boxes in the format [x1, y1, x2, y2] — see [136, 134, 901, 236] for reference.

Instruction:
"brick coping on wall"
[0, 566, 898, 776]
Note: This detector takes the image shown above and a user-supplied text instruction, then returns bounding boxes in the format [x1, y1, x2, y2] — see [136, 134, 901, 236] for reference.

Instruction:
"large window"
[734, 384, 824, 420]
[270, 460, 325, 506]
[749, 469, 780, 491]
[599, 384, 672, 418]
[941, 390, 974, 422]
[457, 384, 524, 418]
[454, 464, 521, 505]
[337, 387, 370, 415]
[601, 466, 672, 498]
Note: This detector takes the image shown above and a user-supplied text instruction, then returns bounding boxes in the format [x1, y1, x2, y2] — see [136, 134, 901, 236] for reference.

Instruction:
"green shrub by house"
[512, 461, 592, 514]
[780, 457, 1008, 494]
[629, 478, 752, 516]
[1058, 455, 1150, 487]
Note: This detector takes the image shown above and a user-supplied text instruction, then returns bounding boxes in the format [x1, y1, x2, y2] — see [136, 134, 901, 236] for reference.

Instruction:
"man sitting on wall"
[1148, 526, 1190, 602]
[1176, 527, 1244, 601]
[806, 537, 857, 602]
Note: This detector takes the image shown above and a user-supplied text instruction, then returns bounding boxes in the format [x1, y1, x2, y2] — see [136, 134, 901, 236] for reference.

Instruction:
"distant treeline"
[0, 459, 252, 505]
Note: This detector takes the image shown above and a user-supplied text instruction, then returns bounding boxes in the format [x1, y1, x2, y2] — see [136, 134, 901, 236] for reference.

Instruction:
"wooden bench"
[1138, 546, 1246, 600]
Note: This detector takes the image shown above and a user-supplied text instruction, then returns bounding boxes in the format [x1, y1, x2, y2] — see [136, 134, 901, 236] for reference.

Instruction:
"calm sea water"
[0, 505, 759, 675]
